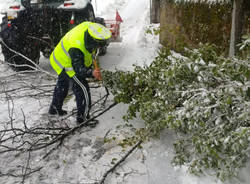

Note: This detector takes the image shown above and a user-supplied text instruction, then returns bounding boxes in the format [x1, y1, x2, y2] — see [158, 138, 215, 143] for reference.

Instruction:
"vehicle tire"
[40, 37, 53, 58]
[1, 27, 40, 71]
[87, 3, 95, 22]
[94, 17, 106, 26]
[99, 45, 107, 56]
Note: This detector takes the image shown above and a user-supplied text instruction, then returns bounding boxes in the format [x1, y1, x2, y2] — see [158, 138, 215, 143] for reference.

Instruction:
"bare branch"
[98, 140, 143, 184]
[0, 39, 56, 78]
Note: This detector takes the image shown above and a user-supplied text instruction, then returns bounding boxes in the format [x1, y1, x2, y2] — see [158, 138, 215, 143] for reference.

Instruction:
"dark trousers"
[50, 70, 91, 118]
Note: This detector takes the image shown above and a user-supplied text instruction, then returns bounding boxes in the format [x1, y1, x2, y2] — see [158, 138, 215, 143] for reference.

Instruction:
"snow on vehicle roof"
[0, 0, 25, 17]
[0, 0, 22, 12]
[58, 0, 91, 9]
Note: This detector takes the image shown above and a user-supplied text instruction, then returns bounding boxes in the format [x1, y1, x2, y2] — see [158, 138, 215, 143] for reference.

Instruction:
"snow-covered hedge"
[238, 34, 250, 59]
[103, 43, 250, 180]
[160, 0, 233, 55]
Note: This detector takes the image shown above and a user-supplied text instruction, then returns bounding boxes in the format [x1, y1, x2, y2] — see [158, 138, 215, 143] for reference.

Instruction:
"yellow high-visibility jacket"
[50, 22, 111, 78]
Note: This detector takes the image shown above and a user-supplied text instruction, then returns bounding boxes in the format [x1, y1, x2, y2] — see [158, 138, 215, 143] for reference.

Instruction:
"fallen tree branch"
[0, 167, 42, 178]
[33, 102, 118, 152]
[21, 148, 32, 184]
[0, 91, 117, 182]
[0, 38, 56, 78]
[98, 139, 143, 184]
[0, 101, 118, 154]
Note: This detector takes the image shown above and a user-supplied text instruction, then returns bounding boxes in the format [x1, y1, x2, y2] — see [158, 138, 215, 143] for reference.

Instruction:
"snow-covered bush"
[238, 34, 250, 59]
[103, 44, 250, 180]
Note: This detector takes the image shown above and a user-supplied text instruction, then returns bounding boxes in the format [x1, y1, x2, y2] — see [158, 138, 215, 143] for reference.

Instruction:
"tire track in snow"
[98, 0, 159, 71]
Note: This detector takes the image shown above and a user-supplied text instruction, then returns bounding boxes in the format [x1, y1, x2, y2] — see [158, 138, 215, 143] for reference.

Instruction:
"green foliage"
[102, 44, 250, 180]
[111, 157, 117, 164]
[146, 26, 161, 35]
[238, 34, 250, 59]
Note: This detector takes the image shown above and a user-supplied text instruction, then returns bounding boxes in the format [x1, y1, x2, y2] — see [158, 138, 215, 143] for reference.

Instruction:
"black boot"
[76, 116, 85, 124]
[76, 114, 90, 124]
[48, 106, 67, 116]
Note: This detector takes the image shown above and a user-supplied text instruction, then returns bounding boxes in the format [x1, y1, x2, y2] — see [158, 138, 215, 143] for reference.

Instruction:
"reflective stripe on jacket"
[50, 22, 93, 78]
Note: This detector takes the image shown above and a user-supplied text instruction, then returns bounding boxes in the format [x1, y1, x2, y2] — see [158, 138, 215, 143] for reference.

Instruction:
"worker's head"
[85, 22, 111, 53]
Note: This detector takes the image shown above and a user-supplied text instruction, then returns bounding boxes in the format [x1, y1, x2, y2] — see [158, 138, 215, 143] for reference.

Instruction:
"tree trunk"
[229, 0, 244, 57]
[150, 0, 160, 23]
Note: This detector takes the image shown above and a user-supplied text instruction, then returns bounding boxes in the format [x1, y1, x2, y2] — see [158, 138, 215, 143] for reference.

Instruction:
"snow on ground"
[0, 0, 249, 184]
[93, 0, 160, 71]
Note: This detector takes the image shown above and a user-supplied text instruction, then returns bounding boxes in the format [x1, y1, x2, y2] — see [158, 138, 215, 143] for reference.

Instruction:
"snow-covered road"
[93, 0, 159, 71]
[0, 0, 249, 184]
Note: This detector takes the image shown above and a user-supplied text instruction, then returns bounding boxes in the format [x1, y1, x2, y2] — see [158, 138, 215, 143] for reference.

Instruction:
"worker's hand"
[93, 69, 102, 81]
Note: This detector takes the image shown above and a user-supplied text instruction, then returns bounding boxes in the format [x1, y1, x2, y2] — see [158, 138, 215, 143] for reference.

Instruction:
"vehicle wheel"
[41, 47, 51, 58]
[21, 39, 41, 70]
[99, 46, 107, 56]
[87, 4, 95, 22]
[1, 44, 40, 71]
[40, 37, 53, 58]
[94, 17, 106, 26]
[1, 27, 40, 71]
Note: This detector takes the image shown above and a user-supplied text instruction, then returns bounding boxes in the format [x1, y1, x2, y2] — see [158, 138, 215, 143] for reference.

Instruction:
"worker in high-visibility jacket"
[48, 22, 111, 124]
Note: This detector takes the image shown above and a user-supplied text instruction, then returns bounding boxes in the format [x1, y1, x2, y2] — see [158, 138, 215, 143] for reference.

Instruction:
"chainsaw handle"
[93, 59, 100, 70]
[93, 50, 102, 80]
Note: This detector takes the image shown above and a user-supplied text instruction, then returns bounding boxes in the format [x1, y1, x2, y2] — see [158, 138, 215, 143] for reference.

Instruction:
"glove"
[93, 69, 102, 81]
